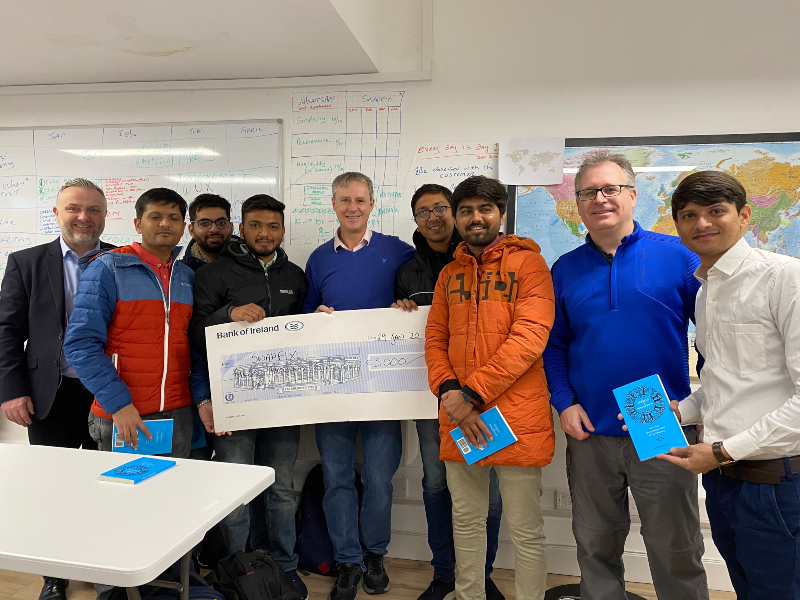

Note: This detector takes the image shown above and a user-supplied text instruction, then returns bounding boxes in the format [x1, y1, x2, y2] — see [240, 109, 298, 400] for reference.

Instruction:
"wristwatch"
[712, 441, 735, 466]
[462, 392, 479, 408]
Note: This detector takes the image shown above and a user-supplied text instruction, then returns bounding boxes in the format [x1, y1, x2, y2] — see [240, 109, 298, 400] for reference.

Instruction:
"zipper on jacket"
[154, 265, 173, 413]
[264, 268, 273, 318]
[589, 243, 618, 310]
[609, 254, 619, 310]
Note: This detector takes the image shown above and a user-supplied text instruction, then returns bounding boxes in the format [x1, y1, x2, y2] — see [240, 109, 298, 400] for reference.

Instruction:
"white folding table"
[0, 443, 274, 600]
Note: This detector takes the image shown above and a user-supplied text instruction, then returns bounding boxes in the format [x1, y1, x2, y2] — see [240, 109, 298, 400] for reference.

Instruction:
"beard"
[462, 225, 499, 247]
[197, 235, 227, 254]
[247, 240, 279, 258]
[60, 222, 101, 249]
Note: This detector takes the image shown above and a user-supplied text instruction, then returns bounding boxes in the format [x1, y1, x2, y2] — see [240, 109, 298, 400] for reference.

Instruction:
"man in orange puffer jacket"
[424, 176, 555, 600]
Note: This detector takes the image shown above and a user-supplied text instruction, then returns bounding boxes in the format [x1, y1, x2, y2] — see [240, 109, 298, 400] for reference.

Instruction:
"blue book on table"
[112, 419, 173, 455]
[450, 407, 517, 465]
[99, 457, 177, 485]
[613, 374, 688, 461]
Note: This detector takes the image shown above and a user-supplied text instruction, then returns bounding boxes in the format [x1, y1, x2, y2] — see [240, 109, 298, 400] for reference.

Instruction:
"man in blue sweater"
[542, 153, 709, 600]
[303, 172, 415, 600]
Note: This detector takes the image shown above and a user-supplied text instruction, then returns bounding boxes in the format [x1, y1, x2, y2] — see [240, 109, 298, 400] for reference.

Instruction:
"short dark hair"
[410, 184, 452, 214]
[241, 194, 286, 224]
[189, 194, 231, 221]
[671, 171, 747, 220]
[135, 188, 187, 220]
[450, 176, 508, 215]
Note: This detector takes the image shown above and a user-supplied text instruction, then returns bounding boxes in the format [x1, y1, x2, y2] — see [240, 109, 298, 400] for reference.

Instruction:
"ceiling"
[0, 0, 391, 86]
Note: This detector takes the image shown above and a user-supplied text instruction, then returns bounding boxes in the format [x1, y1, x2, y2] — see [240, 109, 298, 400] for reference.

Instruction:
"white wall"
[4, 0, 800, 591]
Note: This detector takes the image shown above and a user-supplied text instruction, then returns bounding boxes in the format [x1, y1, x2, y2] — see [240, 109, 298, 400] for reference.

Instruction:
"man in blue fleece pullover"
[542, 152, 709, 600]
[303, 172, 414, 600]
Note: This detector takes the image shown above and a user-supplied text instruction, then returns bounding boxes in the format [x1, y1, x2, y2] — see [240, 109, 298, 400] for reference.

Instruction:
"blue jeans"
[315, 420, 402, 567]
[417, 418, 502, 581]
[214, 425, 301, 571]
[703, 460, 800, 600]
[704, 464, 800, 599]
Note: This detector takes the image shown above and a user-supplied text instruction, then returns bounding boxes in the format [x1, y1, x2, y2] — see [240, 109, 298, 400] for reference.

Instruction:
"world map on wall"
[505, 149, 561, 177]
[515, 142, 800, 267]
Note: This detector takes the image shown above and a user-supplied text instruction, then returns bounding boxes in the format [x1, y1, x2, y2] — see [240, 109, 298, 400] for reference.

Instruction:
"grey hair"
[332, 172, 374, 199]
[58, 178, 106, 200]
[574, 151, 636, 192]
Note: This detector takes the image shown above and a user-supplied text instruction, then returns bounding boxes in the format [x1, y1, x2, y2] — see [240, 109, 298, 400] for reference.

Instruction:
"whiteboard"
[0, 120, 282, 279]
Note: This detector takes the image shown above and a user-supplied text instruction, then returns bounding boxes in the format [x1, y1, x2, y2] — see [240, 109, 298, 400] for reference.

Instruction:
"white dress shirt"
[680, 237, 800, 461]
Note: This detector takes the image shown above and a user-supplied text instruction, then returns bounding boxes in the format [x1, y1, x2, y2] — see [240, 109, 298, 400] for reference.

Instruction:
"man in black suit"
[0, 178, 112, 600]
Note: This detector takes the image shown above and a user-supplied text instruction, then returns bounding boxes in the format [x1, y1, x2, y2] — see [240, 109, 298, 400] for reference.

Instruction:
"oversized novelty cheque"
[205, 307, 438, 431]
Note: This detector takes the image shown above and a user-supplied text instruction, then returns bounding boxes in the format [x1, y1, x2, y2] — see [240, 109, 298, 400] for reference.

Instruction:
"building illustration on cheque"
[232, 355, 362, 390]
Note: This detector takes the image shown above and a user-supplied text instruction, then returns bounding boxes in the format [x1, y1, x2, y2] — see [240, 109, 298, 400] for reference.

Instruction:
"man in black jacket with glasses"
[393, 183, 505, 600]
[189, 194, 308, 599]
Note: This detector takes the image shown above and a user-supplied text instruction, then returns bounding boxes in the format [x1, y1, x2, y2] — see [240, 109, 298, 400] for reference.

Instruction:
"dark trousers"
[28, 376, 95, 586]
[27, 376, 96, 450]
[566, 433, 708, 600]
[704, 466, 800, 599]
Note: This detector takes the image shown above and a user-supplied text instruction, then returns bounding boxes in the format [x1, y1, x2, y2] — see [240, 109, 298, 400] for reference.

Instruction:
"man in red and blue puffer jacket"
[64, 188, 209, 458]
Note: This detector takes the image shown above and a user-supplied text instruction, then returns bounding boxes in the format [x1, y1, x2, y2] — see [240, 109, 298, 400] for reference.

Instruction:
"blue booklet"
[99, 457, 177, 485]
[112, 419, 173, 455]
[450, 407, 517, 465]
[613, 374, 688, 461]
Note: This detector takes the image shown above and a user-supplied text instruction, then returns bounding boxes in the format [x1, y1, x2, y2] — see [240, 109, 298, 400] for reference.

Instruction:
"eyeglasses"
[576, 184, 633, 202]
[413, 205, 450, 223]
[191, 218, 231, 230]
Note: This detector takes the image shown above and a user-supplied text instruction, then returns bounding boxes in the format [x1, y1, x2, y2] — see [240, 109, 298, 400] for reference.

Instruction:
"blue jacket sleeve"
[684, 250, 701, 325]
[189, 348, 211, 404]
[63, 258, 133, 414]
[302, 258, 321, 314]
[683, 249, 705, 377]
[542, 262, 577, 414]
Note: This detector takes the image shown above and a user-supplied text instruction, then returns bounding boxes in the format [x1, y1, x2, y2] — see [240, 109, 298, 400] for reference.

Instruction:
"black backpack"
[206, 550, 300, 600]
[294, 464, 363, 576]
[107, 558, 225, 600]
[294, 464, 336, 576]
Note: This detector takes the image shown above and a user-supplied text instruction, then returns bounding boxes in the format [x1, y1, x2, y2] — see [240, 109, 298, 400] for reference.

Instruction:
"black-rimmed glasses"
[191, 218, 231, 230]
[413, 205, 450, 223]
[576, 184, 634, 202]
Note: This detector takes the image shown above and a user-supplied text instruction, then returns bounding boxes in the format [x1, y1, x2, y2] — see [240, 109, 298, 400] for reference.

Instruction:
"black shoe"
[39, 578, 67, 600]
[417, 578, 455, 600]
[485, 577, 505, 600]
[329, 563, 364, 600]
[286, 569, 309, 600]
[362, 552, 390, 595]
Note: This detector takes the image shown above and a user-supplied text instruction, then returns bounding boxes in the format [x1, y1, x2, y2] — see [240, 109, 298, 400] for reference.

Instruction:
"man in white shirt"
[664, 170, 800, 598]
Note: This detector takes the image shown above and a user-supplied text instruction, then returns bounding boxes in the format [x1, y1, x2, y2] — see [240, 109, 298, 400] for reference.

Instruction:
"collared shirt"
[131, 242, 172, 295]
[585, 233, 614, 265]
[60, 237, 100, 377]
[239, 244, 278, 270]
[333, 227, 372, 253]
[680, 237, 800, 461]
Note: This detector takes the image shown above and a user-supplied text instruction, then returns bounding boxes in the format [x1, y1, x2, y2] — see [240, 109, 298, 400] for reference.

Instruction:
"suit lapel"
[47, 238, 66, 328]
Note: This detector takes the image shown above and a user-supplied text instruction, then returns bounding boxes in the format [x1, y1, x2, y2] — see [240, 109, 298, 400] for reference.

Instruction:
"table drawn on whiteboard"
[289, 90, 405, 246]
